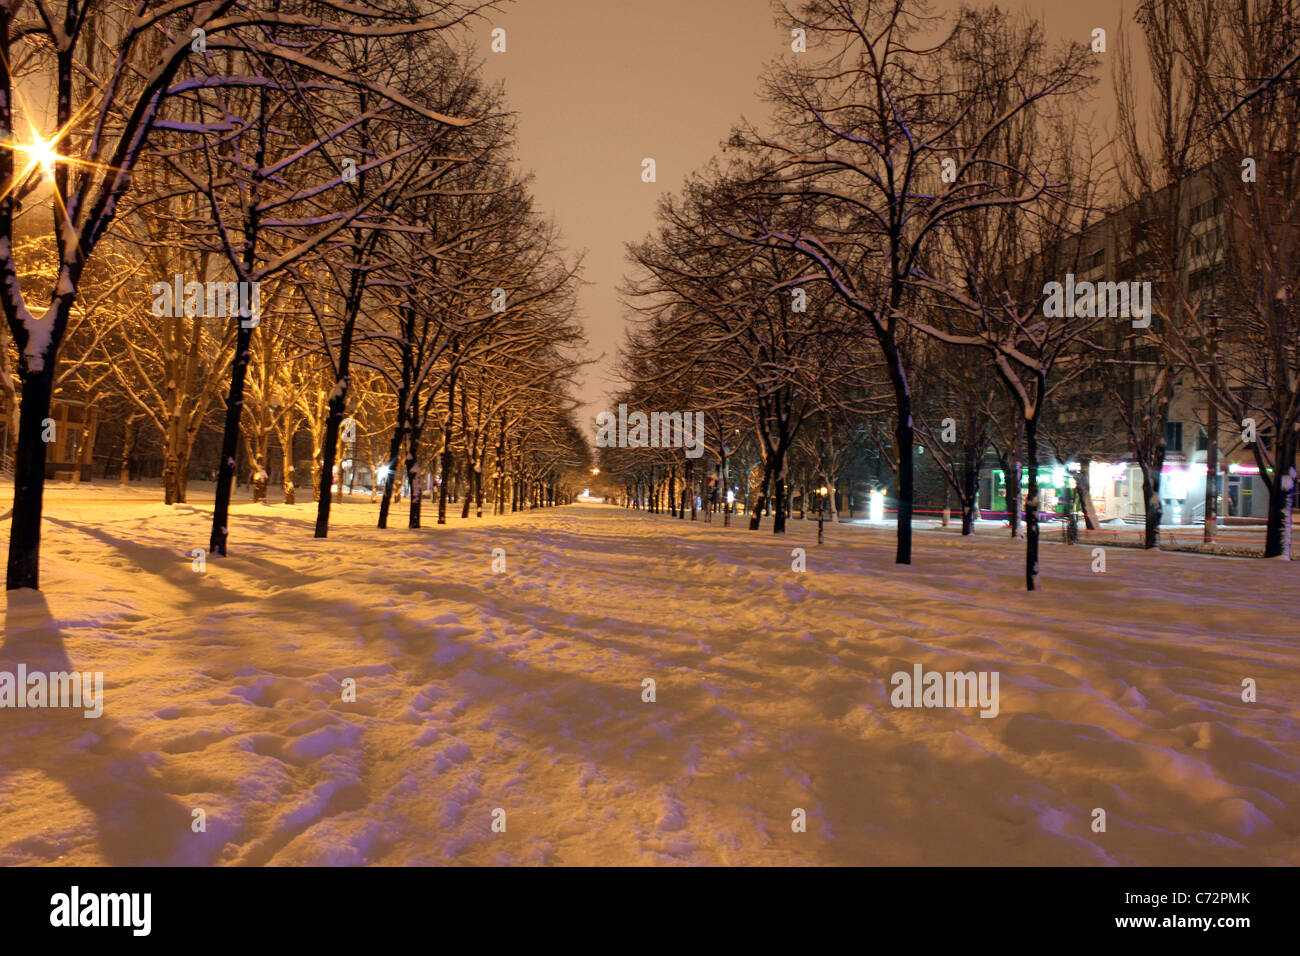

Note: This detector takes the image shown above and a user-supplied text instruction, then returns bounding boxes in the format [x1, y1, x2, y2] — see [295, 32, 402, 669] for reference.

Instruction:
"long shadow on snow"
[0, 591, 209, 865]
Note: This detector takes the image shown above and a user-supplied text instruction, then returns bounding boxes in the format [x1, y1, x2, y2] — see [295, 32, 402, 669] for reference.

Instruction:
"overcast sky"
[480, 0, 1132, 426]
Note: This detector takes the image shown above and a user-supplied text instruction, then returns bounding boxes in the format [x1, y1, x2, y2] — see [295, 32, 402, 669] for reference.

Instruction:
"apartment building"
[981, 161, 1275, 524]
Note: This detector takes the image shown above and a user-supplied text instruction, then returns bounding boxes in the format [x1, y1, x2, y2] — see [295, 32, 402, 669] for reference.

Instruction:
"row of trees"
[600, 0, 1299, 589]
[1, 0, 591, 591]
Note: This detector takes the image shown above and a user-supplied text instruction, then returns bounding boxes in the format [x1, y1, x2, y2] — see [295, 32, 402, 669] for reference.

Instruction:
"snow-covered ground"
[1, 483, 1297, 865]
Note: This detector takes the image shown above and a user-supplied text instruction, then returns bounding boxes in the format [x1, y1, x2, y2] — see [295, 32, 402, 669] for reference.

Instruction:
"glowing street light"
[2, 103, 113, 204]
[2, 95, 105, 205]
[20, 137, 59, 177]
[6, 134, 64, 183]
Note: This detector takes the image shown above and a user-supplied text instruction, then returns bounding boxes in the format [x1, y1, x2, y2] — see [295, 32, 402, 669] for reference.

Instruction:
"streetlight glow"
[6, 134, 63, 182]
[24, 137, 58, 176]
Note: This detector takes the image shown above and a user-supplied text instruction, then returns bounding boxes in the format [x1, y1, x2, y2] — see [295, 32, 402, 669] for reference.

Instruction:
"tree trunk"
[159, 394, 198, 504]
[461, 456, 473, 519]
[961, 453, 978, 535]
[1141, 462, 1163, 549]
[249, 430, 269, 503]
[282, 440, 295, 505]
[407, 419, 424, 529]
[722, 454, 731, 527]
[687, 462, 696, 520]
[176, 447, 192, 504]
[1024, 415, 1040, 591]
[379, 407, 408, 528]
[74, 409, 94, 482]
[1262, 436, 1297, 559]
[210, 324, 254, 556]
[749, 461, 772, 530]
[162, 450, 179, 505]
[1076, 457, 1098, 530]
[773, 450, 788, 535]
[1004, 453, 1021, 538]
[119, 416, 136, 487]
[5, 364, 55, 589]
[313, 376, 348, 540]
[437, 372, 456, 524]
[496, 417, 507, 515]
[312, 448, 323, 502]
[886, 341, 914, 564]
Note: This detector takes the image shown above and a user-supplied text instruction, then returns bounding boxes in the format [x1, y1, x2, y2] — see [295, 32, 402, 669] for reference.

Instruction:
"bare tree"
[0, 0, 498, 589]
[729, 0, 1092, 564]
[1164, 0, 1300, 557]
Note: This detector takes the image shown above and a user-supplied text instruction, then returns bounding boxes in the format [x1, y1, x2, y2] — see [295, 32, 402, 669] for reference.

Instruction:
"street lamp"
[817, 485, 829, 544]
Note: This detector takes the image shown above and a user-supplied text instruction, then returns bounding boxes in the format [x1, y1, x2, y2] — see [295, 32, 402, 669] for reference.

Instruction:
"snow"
[1, 483, 1297, 865]
[17, 300, 51, 374]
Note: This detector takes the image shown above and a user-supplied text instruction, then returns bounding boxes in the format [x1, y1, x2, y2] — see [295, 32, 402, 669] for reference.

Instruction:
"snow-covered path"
[2, 493, 1297, 865]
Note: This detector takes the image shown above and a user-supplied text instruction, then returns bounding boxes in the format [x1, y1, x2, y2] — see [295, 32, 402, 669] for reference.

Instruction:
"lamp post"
[817, 485, 829, 544]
